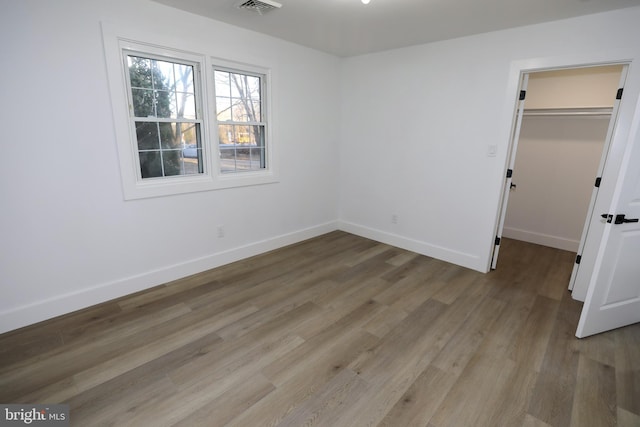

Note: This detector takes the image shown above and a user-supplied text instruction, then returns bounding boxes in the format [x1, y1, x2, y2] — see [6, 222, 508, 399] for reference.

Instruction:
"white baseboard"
[1, 220, 489, 334]
[337, 221, 485, 273]
[502, 226, 579, 252]
[0, 221, 338, 334]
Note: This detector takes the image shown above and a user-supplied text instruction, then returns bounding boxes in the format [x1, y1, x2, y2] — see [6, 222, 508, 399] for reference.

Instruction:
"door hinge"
[519, 90, 526, 101]
[575, 255, 582, 265]
[616, 88, 624, 100]
[495, 236, 501, 246]
[594, 177, 602, 188]
[506, 169, 513, 178]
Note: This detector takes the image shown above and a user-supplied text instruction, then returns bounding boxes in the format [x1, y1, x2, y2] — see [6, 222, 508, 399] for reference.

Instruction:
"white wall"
[339, 6, 640, 272]
[0, 0, 341, 333]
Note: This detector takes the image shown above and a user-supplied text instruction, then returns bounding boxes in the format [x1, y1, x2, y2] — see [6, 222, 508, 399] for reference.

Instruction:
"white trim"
[0, 218, 490, 333]
[491, 73, 529, 270]
[101, 22, 278, 200]
[502, 226, 579, 252]
[488, 48, 639, 272]
[211, 60, 273, 177]
[0, 221, 338, 334]
[338, 220, 484, 272]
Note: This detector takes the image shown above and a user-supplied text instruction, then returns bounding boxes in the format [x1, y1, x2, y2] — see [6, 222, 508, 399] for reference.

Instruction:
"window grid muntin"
[124, 50, 206, 180]
[213, 67, 267, 174]
[127, 55, 198, 120]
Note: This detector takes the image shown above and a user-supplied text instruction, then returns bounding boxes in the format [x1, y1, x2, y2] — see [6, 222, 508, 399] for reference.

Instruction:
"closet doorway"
[492, 64, 626, 299]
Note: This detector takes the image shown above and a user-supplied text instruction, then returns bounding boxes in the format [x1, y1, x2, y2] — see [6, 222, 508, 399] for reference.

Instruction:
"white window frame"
[211, 59, 272, 179]
[102, 23, 277, 200]
[124, 48, 207, 179]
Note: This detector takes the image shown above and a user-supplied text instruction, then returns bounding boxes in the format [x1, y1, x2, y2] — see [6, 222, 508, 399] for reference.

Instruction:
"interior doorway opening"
[492, 64, 626, 299]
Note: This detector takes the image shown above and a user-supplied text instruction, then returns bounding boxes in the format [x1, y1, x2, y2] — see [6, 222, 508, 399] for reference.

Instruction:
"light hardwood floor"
[1, 231, 639, 426]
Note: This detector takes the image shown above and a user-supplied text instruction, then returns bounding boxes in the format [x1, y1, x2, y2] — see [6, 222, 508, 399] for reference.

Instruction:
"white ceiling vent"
[236, 0, 282, 15]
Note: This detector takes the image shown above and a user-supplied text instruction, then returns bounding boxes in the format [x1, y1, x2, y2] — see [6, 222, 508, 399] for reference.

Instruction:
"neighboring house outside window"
[214, 68, 267, 174]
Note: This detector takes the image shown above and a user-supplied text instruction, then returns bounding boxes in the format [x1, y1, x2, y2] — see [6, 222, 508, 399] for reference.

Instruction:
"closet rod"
[522, 107, 613, 117]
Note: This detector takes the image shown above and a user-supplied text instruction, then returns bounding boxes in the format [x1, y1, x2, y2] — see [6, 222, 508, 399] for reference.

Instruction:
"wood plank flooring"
[1, 231, 639, 426]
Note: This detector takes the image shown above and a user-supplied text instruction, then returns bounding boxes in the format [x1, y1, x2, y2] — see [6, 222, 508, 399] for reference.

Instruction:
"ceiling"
[152, 0, 640, 57]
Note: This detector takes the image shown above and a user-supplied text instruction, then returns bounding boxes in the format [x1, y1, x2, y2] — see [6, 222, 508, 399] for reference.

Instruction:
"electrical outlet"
[217, 225, 225, 238]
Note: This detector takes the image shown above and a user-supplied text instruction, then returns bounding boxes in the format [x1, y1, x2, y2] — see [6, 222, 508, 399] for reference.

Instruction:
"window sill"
[122, 170, 279, 200]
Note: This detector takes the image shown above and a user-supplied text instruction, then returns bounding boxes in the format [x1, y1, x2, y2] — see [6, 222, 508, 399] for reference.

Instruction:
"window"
[125, 53, 204, 179]
[214, 68, 267, 174]
[102, 25, 277, 199]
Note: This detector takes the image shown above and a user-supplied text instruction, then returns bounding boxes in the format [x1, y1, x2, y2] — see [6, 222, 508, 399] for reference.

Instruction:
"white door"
[491, 74, 529, 269]
[576, 107, 640, 338]
[569, 66, 628, 298]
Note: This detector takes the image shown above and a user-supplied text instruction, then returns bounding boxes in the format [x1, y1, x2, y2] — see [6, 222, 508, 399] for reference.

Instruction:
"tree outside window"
[127, 55, 203, 179]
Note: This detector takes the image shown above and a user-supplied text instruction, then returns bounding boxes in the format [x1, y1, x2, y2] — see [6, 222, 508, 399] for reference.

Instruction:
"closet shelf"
[522, 107, 613, 117]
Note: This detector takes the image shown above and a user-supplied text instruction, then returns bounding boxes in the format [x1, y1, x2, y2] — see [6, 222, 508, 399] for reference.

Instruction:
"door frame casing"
[569, 66, 629, 299]
[488, 49, 640, 273]
[490, 74, 529, 270]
